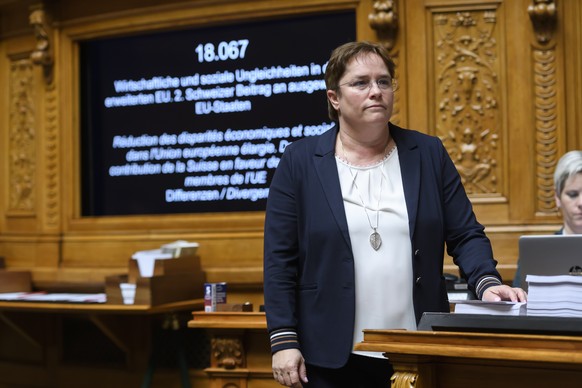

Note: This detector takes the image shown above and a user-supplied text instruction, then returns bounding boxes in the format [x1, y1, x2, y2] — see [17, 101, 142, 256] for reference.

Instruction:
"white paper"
[131, 249, 173, 277]
[160, 240, 199, 257]
[453, 300, 527, 316]
[526, 274, 582, 284]
[0, 292, 106, 303]
[526, 274, 582, 317]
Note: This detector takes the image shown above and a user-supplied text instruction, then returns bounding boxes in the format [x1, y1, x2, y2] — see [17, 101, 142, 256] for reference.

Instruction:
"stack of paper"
[0, 292, 106, 303]
[526, 274, 582, 317]
[453, 300, 527, 316]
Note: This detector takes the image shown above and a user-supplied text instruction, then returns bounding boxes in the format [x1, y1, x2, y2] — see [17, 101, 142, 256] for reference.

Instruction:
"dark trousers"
[304, 353, 394, 387]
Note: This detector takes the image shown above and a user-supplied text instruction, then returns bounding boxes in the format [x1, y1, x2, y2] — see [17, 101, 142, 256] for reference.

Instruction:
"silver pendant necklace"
[339, 135, 388, 251]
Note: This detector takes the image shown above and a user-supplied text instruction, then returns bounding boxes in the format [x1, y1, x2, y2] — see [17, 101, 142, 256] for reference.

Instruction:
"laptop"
[516, 235, 582, 292]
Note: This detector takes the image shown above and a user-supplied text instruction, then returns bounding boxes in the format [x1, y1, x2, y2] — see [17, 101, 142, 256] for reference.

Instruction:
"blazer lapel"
[391, 124, 420, 241]
[313, 125, 352, 248]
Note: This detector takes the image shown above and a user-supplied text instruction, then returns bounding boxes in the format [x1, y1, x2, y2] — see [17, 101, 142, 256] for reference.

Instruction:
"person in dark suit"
[263, 41, 526, 388]
[513, 150, 582, 287]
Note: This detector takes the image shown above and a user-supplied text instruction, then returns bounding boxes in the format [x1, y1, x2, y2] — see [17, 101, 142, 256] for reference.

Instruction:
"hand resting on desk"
[482, 285, 527, 303]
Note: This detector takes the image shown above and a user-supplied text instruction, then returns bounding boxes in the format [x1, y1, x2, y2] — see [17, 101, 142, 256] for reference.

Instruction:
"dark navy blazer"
[263, 123, 501, 368]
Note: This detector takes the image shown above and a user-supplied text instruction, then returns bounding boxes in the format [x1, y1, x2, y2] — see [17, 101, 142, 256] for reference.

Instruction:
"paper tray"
[105, 255, 205, 305]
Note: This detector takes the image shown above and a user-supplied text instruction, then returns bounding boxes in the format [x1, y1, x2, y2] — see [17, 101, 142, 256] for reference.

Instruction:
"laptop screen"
[516, 235, 582, 292]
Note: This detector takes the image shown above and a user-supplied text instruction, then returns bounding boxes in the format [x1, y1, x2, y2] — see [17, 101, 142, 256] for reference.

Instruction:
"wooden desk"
[0, 298, 203, 314]
[189, 311, 278, 388]
[0, 299, 204, 387]
[355, 329, 582, 388]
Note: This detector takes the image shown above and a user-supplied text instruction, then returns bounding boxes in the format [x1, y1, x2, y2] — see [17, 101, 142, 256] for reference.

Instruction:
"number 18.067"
[195, 39, 249, 63]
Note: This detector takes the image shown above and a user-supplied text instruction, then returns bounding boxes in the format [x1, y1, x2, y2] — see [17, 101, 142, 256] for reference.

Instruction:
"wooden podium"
[355, 323, 582, 388]
[188, 311, 278, 388]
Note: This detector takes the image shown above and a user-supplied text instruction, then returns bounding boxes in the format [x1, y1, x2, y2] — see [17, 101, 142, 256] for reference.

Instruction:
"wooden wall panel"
[563, 0, 582, 149]
[0, 0, 581, 292]
[403, 0, 576, 277]
[429, 3, 507, 202]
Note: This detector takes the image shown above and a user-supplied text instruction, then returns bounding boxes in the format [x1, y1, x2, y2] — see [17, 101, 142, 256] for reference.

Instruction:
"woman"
[513, 150, 582, 287]
[263, 41, 526, 387]
[554, 150, 582, 235]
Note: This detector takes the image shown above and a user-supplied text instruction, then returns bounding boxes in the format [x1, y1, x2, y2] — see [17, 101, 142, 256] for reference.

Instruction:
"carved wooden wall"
[383, 0, 581, 278]
[0, 0, 581, 293]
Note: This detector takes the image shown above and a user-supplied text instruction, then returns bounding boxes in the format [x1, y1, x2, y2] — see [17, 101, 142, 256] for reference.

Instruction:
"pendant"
[370, 229, 382, 251]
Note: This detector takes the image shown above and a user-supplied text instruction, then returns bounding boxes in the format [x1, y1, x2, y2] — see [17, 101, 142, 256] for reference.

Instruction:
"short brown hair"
[324, 41, 395, 122]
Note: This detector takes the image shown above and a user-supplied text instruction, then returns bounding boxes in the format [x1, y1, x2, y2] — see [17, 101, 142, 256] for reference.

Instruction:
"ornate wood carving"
[529, 0, 559, 216]
[44, 80, 60, 227]
[369, 1, 401, 125]
[28, 3, 60, 227]
[528, 0, 557, 44]
[8, 60, 36, 214]
[433, 10, 501, 196]
[369, 0, 398, 50]
[29, 3, 54, 85]
[211, 337, 244, 369]
[390, 371, 418, 388]
[533, 48, 559, 215]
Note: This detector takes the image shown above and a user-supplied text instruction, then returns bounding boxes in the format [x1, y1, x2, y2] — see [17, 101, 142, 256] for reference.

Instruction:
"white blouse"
[335, 148, 417, 358]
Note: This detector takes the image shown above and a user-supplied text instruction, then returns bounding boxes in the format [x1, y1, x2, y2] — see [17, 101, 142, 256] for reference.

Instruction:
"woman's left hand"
[482, 285, 527, 302]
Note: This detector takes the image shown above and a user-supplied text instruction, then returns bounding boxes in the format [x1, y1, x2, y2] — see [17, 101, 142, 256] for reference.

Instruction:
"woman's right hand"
[272, 348, 308, 387]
